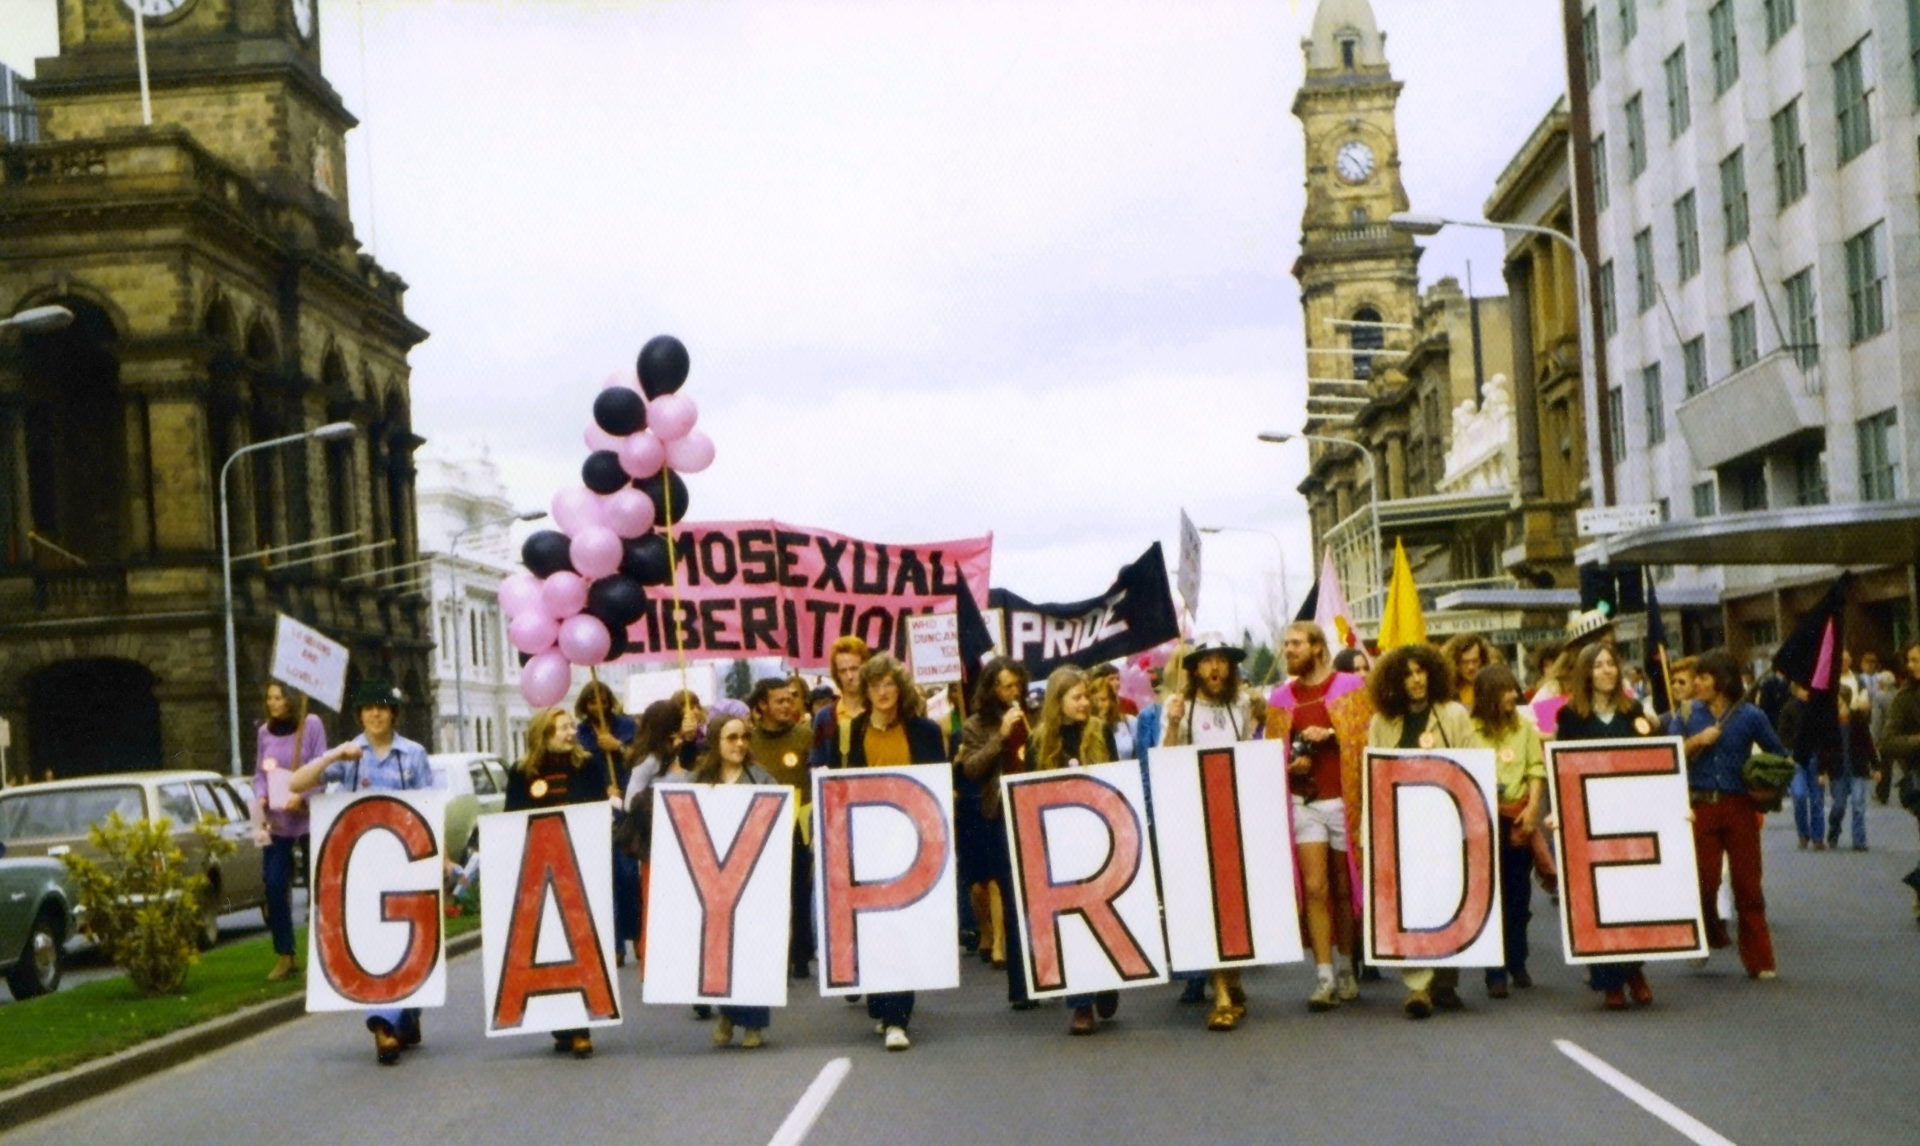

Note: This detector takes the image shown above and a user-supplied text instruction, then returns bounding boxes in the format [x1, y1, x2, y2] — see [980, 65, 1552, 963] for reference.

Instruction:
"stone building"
[0, 0, 430, 781]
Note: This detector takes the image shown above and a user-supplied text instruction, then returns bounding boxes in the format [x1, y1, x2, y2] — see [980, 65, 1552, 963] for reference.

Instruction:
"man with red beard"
[1266, 622, 1366, 1011]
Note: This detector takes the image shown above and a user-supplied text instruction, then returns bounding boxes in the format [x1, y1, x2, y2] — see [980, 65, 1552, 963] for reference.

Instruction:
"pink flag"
[1313, 549, 1357, 648]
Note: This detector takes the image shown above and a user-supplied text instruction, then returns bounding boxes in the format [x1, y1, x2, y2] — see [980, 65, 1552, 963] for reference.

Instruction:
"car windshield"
[0, 786, 144, 840]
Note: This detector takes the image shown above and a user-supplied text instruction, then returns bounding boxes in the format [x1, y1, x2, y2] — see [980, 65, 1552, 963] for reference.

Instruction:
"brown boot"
[266, 954, 295, 982]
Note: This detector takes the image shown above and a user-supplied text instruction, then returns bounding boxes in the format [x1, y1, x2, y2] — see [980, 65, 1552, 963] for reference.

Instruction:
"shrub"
[59, 812, 235, 996]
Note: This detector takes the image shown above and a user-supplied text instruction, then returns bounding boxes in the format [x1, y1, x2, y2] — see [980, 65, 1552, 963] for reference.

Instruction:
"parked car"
[0, 772, 266, 949]
[426, 754, 509, 863]
[0, 840, 84, 999]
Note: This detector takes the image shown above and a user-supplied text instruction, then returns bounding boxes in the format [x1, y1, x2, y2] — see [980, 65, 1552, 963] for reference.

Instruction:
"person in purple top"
[250, 682, 327, 983]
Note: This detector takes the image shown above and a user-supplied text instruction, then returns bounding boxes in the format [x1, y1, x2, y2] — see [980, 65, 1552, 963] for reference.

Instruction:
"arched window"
[19, 298, 127, 565]
[1350, 306, 1384, 381]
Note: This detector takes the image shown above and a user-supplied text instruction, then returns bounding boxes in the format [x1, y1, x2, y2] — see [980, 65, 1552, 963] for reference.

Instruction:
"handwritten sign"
[905, 613, 963, 686]
[270, 614, 348, 712]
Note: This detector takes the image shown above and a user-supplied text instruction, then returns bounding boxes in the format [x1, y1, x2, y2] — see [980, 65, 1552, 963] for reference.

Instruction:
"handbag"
[611, 805, 650, 860]
[1742, 752, 1794, 812]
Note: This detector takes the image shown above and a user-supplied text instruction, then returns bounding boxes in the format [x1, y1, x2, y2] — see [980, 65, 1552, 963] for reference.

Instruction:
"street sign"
[1576, 503, 1663, 537]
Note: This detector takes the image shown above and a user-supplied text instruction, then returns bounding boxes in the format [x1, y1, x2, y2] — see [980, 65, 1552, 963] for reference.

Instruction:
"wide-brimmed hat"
[350, 680, 405, 710]
[1564, 609, 1614, 643]
[1182, 634, 1247, 670]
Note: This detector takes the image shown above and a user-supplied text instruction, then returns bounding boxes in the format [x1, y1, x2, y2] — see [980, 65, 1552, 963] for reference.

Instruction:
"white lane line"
[766, 1056, 852, 1146]
[1555, 1039, 1740, 1146]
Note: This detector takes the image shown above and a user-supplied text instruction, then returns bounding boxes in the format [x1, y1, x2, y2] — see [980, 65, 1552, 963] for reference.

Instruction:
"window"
[1351, 306, 1384, 380]
[1599, 261, 1618, 336]
[155, 784, 200, 830]
[1910, 0, 1920, 105]
[1341, 38, 1357, 70]
[1584, 8, 1602, 87]
[1619, 0, 1637, 45]
[1709, 1, 1740, 94]
[1765, 0, 1796, 46]
[1719, 148, 1749, 245]
[1674, 191, 1700, 280]
[1792, 445, 1829, 506]
[1641, 364, 1666, 445]
[1729, 305, 1759, 369]
[1664, 48, 1691, 138]
[1783, 267, 1818, 366]
[1683, 336, 1707, 397]
[1607, 386, 1625, 458]
[1845, 222, 1886, 342]
[1693, 480, 1717, 517]
[1592, 134, 1609, 211]
[1350, 206, 1369, 225]
[1835, 37, 1875, 164]
[1633, 228, 1656, 312]
[1859, 410, 1901, 500]
[1626, 93, 1647, 176]
[1771, 99, 1807, 207]
[1733, 462, 1769, 511]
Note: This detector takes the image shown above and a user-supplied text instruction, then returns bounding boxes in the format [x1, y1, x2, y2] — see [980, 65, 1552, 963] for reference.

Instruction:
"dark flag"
[989, 542, 1181, 680]
[1643, 578, 1672, 716]
[952, 578, 997, 694]
[1773, 571, 1853, 757]
[1294, 578, 1320, 624]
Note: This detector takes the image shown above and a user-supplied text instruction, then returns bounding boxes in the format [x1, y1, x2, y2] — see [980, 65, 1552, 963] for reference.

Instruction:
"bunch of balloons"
[497, 335, 716, 707]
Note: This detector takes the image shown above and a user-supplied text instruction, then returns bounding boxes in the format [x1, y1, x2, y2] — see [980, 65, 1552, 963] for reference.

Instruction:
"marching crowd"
[248, 611, 1920, 1066]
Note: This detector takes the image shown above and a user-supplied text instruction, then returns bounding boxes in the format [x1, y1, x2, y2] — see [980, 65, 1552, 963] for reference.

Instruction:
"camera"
[1289, 734, 1312, 761]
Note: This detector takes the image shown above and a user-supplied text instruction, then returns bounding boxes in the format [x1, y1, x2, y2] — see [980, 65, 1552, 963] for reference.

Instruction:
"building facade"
[0, 0, 431, 781]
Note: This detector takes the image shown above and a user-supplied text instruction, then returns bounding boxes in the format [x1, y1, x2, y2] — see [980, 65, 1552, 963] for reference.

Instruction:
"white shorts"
[1291, 795, 1348, 852]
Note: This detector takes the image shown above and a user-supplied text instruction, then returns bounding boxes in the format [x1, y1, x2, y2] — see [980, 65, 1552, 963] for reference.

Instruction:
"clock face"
[292, 0, 316, 40]
[1335, 139, 1376, 184]
[124, 0, 191, 16]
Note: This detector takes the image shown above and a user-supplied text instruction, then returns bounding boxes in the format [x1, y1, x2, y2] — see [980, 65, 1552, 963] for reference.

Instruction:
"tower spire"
[1301, 0, 1390, 79]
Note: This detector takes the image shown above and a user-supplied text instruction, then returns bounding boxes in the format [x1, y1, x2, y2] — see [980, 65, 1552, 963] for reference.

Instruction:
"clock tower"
[0, 0, 433, 780]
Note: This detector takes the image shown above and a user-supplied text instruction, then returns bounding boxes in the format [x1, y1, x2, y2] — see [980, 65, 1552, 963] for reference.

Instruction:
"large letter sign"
[813, 766, 959, 996]
[641, 783, 793, 1008]
[307, 790, 448, 1012]
[479, 805, 623, 1036]
[1546, 738, 1707, 962]
[1003, 762, 1168, 999]
[1361, 748, 1503, 970]
[1148, 741, 1303, 972]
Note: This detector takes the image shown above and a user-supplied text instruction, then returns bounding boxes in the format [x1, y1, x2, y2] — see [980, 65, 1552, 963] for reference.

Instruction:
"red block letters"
[313, 795, 442, 1004]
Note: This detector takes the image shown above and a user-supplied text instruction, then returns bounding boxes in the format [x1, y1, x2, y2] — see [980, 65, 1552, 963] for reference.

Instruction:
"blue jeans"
[612, 842, 641, 947]
[263, 835, 302, 957]
[1486, 821, 1533, 984]
[1790, 761, 1826, 843]
[720, 1005, 769, 1030]
[1827, 773, 1869, 848]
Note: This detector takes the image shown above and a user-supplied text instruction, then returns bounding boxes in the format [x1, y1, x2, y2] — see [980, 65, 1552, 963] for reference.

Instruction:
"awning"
[1578, 500, 1920, 566]
[1434, 586, 1722, 612]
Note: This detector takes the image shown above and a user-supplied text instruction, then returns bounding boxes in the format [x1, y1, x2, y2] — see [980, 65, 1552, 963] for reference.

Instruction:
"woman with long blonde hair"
[1027, 666, 1117, 1035]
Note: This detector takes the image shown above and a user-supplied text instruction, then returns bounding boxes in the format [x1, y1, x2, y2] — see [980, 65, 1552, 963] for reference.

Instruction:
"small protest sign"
[905, 612, 964, 687]
[270, 613, 348, 712]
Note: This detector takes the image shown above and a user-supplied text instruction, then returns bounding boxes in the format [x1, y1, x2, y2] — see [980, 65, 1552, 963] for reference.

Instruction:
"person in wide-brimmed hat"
[1530, 610, 1617, 733]
[290, 678, 436, 1067]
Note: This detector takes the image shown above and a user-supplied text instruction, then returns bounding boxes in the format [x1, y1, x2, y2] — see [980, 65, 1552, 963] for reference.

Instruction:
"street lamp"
[1198, 525, 1293, 624]
[449, 510, 547, 751]
[1388, 211, 1607, 508]
[1258, 430, 1386, 617]
[221, 421, 358, 777]
[0, 306, 75, 335]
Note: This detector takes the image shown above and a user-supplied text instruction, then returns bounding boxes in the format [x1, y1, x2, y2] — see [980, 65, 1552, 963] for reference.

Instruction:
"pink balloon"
[584, 423, 621, 453]
[540, 571, 589, 619]
[602, 487, 656, 538]
[647, 393, 698, 442]
[520, 650, 572, 708]
[664, 430, 715, 473]
[498, 571, 542, 619]
[603, 366, 642, 392]
[558, 614, 612, 666]
[618, 431, 666, 480]
[570, 525, 623, 579]
[508, 611, 559, 656]
[551, 486, 605, 535]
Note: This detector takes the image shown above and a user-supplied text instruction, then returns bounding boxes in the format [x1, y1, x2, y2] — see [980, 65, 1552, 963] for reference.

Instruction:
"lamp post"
[221, 422, 358, 777]
[1388, 211, 1607, 509]
[0, 306, 75, 335]
[1258, 430, 1386, 618]
[1198, 525, 1293, 626]
[449, 510, 547, 751]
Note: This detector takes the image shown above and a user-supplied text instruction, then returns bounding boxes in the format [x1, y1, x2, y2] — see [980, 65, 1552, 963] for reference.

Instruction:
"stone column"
[1507, 252, 1544, 501]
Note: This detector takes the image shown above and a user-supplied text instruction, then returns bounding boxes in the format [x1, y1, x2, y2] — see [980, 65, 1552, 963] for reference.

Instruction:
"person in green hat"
[290, 678, 438, 1066]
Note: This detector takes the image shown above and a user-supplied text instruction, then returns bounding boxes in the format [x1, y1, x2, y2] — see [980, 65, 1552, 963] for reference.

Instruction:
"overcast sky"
[1, 0, 1564, 642]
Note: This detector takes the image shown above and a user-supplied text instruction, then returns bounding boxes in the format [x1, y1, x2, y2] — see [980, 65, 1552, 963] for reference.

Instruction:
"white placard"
[1177, 509, 1202, 613]
[263, 763, 293, 811]
[1577, 502, 1663, 536]
[1003, 761, 1169, 999]
[980, 607, 1007, 657]
[479, 804, 624, 1036]
[905, 612, 963, 686]
[306, 789, 448, 1012]
[1149, 740, 1304, 972]
[812, 765, 959, 996]
[641, 783, 793, 1008]
[1360, 748, 1504, 970]
[270, 613, 348, 712]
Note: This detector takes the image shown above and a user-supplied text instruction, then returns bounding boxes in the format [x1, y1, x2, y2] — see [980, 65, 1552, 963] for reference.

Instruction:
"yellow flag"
[1375, 538, 1427, 651]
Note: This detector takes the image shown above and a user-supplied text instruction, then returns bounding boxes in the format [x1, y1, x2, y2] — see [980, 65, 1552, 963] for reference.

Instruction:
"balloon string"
[587, 665, 611, 739]
[658, 467, 690, 696]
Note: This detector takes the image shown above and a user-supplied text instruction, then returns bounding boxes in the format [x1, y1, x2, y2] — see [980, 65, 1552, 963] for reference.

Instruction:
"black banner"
[989, 542, 1180, 679]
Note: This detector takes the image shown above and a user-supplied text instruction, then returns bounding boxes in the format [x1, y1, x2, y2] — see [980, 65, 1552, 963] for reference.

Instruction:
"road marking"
[1555, 1039, 1739, 1146]
[766, 1056, 852, 1146]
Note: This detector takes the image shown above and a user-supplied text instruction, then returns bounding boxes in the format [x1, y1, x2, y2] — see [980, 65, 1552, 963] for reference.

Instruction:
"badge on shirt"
[530, 778, 549, 800]
[1633, 716, 1652, 735]
[783, 752, 798, 769]
[359, 776, 371, 789]
[1499, 747, 1515, 764]
[1418, 732, 1436, 749]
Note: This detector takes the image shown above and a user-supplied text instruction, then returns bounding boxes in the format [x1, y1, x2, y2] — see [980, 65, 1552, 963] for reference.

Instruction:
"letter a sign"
[478, 804, 623, 1036]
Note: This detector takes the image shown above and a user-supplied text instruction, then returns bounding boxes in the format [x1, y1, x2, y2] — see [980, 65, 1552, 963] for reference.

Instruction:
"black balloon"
[605, 623, 629, 659]
[636, 335, 690, 399]
[582, 450, 628, 494]
[586, 574, 648, 628]
[634, 469, 690, 526]
[593, 387, 648, 436]
[620, 533, 675, 586]
[521, 530, 575, 578]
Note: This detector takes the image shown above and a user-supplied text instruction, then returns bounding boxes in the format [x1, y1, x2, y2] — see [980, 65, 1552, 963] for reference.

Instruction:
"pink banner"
[617, 521, 992, 669]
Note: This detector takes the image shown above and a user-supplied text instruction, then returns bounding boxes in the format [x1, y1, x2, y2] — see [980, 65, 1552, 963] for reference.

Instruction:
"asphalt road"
[8, 806, 1917, 1146]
